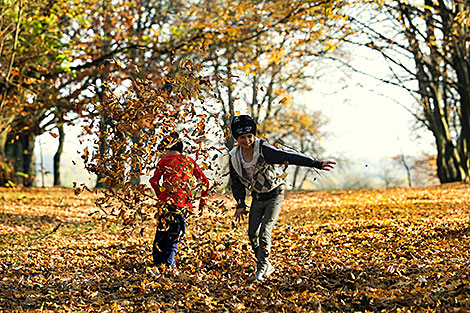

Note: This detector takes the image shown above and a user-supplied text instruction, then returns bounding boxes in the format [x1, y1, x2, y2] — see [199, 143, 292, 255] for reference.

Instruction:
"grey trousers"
[247, 188, 285, 272]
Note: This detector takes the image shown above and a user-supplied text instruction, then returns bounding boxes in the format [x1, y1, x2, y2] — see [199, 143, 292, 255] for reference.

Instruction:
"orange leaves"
[10, 68, 20, 76]
[112, 57, 124, 69]
[2, 184, 470, 311]
[24, 77, 38, 85]
[82, 147, 89, 159]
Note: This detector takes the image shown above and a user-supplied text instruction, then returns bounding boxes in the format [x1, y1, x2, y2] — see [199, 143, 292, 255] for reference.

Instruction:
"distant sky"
[312, 85, 435, 160]
[301, 50, 436, 161]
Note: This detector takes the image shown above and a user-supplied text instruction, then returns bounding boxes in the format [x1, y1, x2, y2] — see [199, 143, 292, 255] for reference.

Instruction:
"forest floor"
[1, 183, 469, 312]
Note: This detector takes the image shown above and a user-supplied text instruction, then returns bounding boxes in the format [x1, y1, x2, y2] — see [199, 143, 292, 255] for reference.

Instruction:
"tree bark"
[0, 118, 15, 185]
[53, 124, 65, 186]
[6, 132, 36, 186]
[403, 1, 469, 183]
[95, 114, 108, 189]
[291, 165, 300, 190]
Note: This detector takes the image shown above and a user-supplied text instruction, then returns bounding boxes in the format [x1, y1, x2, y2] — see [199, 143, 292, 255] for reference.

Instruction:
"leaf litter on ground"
[0, 183, 469, 312]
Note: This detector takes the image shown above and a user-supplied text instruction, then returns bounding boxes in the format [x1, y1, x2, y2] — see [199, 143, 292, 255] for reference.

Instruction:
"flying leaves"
[76, 57, 227, 232]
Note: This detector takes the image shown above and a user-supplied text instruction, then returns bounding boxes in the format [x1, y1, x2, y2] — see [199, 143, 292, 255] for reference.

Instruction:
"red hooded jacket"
[150, 153, 209, 210]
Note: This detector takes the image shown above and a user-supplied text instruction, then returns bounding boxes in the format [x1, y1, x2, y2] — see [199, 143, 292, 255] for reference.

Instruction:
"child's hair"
[158, 132, 183, 153]
[231, 115, 257, 139]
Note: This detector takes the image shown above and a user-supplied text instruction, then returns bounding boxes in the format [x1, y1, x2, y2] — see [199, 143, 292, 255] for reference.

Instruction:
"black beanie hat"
[231, 115, 257, 139]
[157, 132, 183, 153]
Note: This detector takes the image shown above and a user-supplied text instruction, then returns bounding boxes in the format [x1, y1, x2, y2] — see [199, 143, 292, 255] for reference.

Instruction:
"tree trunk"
[433, 132, 464, 183]
[53, 124, 65, 186]
[453, 64, 470, 182]
[450, 4, 470, 182]
[0, 115, 16, 186]
[95, 114, 108, 189]
[291, 165, 300, 191]
[6, 132, 36, 186]
[354, 1, 470, 184]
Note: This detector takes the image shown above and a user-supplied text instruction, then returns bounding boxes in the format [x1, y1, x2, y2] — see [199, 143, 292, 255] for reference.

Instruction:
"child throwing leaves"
[229, 115, 335, 281]
[150, 132, 209, 267]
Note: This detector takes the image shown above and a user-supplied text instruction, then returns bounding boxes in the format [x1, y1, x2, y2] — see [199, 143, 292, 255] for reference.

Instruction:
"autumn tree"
[0, 0, 197, 186]
[344, 0, 470, 183]
[55, 0, 196, 188]
[70, 0, 350, 189]
[393, 151, 439, 187]
[187, 1, 348, 192]
[193, 0, 348, 154]
[1, 0, 350, 187]
[0, 0, 77, 186]
[0, 0, 23, 185]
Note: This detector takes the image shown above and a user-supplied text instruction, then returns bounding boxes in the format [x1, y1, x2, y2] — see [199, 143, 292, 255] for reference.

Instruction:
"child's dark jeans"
[152, 205, 186, 267]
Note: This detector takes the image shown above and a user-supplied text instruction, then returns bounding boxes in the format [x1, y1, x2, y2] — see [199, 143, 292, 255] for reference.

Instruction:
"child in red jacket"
[150, 132, 209, 267]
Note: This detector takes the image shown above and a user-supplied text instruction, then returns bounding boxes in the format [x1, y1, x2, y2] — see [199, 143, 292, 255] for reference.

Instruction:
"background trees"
[5, 0, 467, 188]
[196, 0, 347, 149]
[0, 0, 77, 186]
[345, 0, 470, 183]
[1, 0, 346, 187]
[261, 106, 327, 190]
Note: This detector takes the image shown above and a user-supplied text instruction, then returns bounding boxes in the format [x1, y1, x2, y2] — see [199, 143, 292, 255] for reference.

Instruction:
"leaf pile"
[1, 183, 469, 312]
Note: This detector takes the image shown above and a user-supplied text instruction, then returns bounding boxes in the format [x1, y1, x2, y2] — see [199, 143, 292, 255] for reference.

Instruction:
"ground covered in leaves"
[1, 183, 470, 312]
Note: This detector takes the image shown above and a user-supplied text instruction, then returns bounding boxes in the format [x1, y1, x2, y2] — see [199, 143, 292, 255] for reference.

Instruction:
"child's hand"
[198, 200, 205, 216]
[234, 207, 248, 223]
[322, 161, 336, 171]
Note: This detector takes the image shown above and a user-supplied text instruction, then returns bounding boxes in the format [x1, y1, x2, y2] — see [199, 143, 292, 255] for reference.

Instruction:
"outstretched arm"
[262, 142, 336, 170]
[261, 142, 323, 168]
